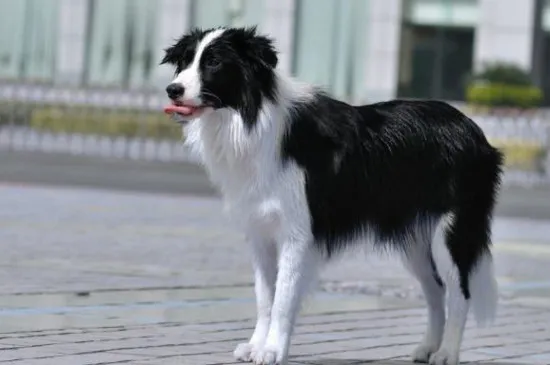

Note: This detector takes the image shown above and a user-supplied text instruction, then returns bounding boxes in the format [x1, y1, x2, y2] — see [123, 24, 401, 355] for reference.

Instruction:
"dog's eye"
[205, 59, 222, 70]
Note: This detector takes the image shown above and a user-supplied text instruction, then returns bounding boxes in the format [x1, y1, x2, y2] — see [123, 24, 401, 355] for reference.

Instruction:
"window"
[85, 0, 263, 89]
[531, 0, 550, 105]
[403, 0, 478, 28]
[292, 0, 367, 102]
[0, 0, 59, 83]
[398, 0, 477, 100]
[542, 33, 550, 105]
[539, 0, 550, 104]
[544, 0, 550, 32]
[190, 0, 265, 29]
[398, 24, 474, 100]
[85, 0, 158, 89]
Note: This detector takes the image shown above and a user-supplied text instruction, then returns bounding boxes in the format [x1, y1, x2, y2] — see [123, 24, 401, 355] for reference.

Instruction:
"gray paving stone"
[6, 352, 145, 365]
[1, 305, 549, 363]
[1, 184, 550, 364]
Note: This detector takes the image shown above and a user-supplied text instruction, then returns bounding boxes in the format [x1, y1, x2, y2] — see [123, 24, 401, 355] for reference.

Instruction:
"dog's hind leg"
[429, 211, 498, 365]
[427, 152, 500, 365]
[401, 223, 446, 363]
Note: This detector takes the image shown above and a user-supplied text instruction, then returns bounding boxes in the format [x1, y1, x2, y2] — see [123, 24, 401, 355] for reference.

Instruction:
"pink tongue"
[163, 104, 195, 116]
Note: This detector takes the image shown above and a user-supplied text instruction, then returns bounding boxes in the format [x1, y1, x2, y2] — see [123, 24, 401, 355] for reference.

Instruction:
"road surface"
[2, 150, 550, 220]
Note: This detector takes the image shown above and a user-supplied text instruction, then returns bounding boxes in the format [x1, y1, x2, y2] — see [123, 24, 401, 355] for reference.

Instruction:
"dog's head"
[161, 26, 278, 128]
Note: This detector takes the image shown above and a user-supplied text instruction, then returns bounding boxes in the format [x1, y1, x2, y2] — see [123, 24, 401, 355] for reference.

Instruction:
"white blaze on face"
[171, 28, 225, 105]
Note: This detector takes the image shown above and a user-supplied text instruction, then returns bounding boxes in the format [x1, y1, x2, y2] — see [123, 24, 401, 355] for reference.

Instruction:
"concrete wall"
[362, 0, 403, 103]
[474, 0, 536, 71]
[153, 0, 192, 89]
[261, 0, 296, 75]
[55, 0, 88, 86]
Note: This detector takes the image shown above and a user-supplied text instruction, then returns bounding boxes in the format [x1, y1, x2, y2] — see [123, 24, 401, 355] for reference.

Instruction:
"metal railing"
[0, 83, 193, 163]
[472, 112, 550, 187]
[1, 83, 549, 186]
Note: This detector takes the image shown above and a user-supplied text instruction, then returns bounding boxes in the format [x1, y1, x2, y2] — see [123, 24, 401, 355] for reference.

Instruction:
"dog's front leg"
[254, 240, 320, 365]
[234, 236, 277, 362]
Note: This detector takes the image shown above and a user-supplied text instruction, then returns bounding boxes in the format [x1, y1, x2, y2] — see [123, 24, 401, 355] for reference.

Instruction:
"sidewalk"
[1, 183, 549, 364]
[1, 297, 548, 364]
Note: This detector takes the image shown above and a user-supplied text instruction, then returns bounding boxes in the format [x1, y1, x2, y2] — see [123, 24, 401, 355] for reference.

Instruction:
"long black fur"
[283, 94, 503, 298]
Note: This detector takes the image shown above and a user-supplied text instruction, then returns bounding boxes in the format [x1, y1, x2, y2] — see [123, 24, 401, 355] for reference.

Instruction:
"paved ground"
[1, 180, 550, 364]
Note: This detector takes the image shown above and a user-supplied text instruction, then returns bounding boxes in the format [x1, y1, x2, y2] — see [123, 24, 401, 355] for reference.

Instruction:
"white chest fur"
[182, 104, 311, 242]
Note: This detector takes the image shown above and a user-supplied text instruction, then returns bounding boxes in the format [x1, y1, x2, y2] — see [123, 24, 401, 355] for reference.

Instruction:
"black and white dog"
[161, 26, 503, 365]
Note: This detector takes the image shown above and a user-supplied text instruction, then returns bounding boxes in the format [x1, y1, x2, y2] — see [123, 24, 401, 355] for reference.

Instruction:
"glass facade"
[0, 0, 264, 89]
[543, 32, 550, 102]
[85, 0, 159, 89]
[0, 0, 59, 82]
[191, 0, 264, 29]
[398, 24, 474, 100]
[540, 0, 550, 104]
[84, 0, 264, 89]
[292, 0, 367, 101]
[544, 0, 550, 31]
[0, 0, 549, 104]
[403, 0, 478, 28]
[398, 0, 476, 100]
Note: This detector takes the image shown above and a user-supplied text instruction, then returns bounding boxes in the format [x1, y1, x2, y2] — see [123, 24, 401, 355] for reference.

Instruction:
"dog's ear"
[160, 44, 179, 65]
[160, 38, 187, 65]
[160, 45, 176, 65]
[242, 26, 278, 69]
[160, 28, 203, 65]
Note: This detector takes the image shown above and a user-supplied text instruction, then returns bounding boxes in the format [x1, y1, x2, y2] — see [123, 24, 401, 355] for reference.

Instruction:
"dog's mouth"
[163, 101, 205, 118]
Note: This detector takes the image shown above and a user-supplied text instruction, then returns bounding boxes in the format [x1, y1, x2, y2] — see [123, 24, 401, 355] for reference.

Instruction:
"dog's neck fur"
[183, 73, 312, 206]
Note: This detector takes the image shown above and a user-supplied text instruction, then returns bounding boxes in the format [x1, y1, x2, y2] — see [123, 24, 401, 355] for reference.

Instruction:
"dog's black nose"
[166, 83, 185, 99]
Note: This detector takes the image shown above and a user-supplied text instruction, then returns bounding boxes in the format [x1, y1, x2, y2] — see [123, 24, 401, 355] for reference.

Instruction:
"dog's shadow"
[289, 360, 530, 365]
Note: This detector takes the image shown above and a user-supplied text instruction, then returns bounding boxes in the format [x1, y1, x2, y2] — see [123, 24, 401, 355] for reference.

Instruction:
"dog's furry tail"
[469, 251, 498, 327]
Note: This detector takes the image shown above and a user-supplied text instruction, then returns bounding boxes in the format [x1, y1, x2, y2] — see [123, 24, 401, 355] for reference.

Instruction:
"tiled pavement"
[0, 301, 549, 364]
[1, 183, 550, 364]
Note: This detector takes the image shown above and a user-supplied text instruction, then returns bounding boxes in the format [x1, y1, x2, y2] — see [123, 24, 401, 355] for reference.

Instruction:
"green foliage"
[466, 83, 543, 109]
[472, 62, 532, 86]
[29, 106, 181, 140]
[466, 62, 543, 108]
[0, 102, 32, 126]
[490, 138, 547, 172]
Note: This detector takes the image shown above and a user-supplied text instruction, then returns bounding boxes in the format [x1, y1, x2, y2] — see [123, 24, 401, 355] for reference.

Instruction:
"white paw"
[412, 343, 439, 363]
[234, 342, 258, 362]
[429, 348, 459, 365]
[253, 345, 284, 365]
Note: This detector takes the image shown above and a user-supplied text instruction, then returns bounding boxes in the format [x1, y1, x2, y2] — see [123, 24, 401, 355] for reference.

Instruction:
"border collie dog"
[161, 27, 503, 365]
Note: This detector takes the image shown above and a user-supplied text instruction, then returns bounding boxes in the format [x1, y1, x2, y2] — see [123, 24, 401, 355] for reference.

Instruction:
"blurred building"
[0, 0, 549, 104]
